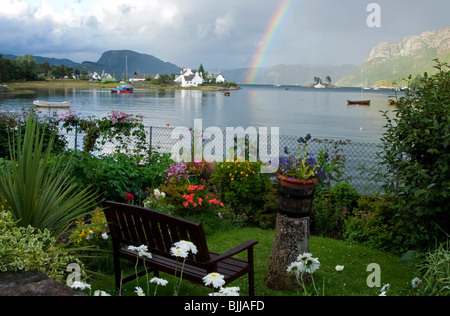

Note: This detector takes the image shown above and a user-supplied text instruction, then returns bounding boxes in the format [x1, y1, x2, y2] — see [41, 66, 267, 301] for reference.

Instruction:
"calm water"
[0, 84, 399, 143]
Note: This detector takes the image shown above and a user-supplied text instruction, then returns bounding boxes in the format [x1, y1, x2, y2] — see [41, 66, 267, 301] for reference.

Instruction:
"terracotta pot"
[277, 174, 318, 218]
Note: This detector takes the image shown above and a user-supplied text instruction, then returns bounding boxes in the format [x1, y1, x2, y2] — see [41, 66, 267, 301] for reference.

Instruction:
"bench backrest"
[102, 200, 211, 265]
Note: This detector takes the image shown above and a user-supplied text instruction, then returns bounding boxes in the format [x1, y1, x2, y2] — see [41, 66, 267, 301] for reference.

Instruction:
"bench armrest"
[206, 240, 258, 266]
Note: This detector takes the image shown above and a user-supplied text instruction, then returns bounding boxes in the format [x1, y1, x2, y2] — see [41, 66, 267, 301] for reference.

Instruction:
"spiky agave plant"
[0, 115, 98, 238]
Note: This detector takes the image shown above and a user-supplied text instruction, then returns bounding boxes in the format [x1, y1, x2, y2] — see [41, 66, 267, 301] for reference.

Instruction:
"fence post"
[74, 124, 78, 152]
[148, 126, 153, 156]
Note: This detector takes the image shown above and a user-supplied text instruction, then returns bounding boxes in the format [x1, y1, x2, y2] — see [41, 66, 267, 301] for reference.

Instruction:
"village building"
[175, 68, 204, 87]
[215, 72, 226, 84]
[129, 72, 160, 82]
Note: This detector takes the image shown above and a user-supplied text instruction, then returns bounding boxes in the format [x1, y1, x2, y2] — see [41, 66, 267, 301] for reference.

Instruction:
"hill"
[337, 26, 450, 87]
[222, 64, 358, 85]
[1, 50, 181, 77]
[96, 50, 181, 76]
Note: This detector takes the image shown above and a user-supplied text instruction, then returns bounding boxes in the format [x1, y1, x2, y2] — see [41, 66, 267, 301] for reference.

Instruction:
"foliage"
[414, 240, 450, 296]
[280, 134, 318, 180]
[311, 182, 360, 239]
[0, 116, 98, 237]
[69, 207, 109, 248]
[345, 194, 408, 254]
[210, 159, 272, 220]
[64, 151, 173, 203]
[58, 111, 147, 154]
[0, 210, 85, 283]
[0, 111, 67, 158]
[378, 59, 450, 250]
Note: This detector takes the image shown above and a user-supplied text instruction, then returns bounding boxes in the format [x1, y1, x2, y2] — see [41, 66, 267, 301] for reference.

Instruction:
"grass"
[88, 227, 416, 297]
[6, 79, 238, 93]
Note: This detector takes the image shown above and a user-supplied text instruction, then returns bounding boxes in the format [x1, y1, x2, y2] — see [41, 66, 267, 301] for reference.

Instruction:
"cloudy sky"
[0, 0, 449, 71]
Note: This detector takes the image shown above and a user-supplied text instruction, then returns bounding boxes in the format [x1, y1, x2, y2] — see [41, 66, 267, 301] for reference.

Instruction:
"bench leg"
[248, 247, 255, 296]
[113, 253, 122, 293]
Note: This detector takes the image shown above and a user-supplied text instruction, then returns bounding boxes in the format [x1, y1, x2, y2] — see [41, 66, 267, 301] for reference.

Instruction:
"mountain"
[337, 26, 450, 87]
[2, 50, 181, 77]
[95, 50, 181, 76]
[222, 64, 358, 85]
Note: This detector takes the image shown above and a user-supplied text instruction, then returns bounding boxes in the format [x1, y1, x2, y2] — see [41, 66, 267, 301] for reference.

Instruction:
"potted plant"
[277, 134, 320, 218]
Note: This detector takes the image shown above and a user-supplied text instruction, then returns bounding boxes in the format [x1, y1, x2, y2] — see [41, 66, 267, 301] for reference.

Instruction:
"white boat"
[33, 100, 71, 108]
[315, 83, 325, 89]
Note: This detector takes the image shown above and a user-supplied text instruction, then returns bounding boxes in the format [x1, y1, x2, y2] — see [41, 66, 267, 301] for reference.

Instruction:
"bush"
[345, 194, 408, 254]
[0, 117, 97, 237]
[0, 111, 67, 158]
[379, 60, 450, 250]
[0, 210, 85, 283]
[311, 182, 360, 239]
[65, 151, 173, 203]
[210, 159, 273, 224]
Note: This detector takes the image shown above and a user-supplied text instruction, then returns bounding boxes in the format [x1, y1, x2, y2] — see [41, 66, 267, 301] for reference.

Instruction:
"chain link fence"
[60, 125, 384, 195]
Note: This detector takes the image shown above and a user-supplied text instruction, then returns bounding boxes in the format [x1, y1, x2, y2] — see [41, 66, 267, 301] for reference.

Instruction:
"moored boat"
[347, 100, 371, 105]
[33, 100, 71, 108]
[112, 85, 134, 94]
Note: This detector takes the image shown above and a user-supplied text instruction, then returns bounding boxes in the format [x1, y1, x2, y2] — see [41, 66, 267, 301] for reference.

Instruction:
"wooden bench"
[102, 200, 258, 296]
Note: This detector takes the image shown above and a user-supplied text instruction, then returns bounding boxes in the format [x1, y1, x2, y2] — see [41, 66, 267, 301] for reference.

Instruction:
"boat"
[347, 100, 371, 105]
[33, 100, 71, 108]
[112, 85, 134, 94]
[315, 83, 325, 89]
[388, 99, 398, 106]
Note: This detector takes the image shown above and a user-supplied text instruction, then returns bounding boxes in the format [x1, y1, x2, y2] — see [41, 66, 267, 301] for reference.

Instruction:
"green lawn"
[89, 227, 416, 297]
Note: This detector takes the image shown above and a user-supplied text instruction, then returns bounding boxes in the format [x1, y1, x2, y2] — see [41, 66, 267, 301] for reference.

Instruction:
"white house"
[175, 68, 204, 87]
[92, 72, 101, 80]
[216, 72, 226, 84]
[130, 73, 160, 82]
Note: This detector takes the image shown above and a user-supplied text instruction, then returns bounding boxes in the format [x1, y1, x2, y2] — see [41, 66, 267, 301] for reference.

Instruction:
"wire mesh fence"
[60, 125, 385, 195]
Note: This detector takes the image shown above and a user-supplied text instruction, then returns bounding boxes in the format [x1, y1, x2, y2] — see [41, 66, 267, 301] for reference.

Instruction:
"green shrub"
[0, 111, 67, 158]
[0, 210, 85, 283]
[378, 60, 450, 250]
[0, 117, 97, 237]
[311, 182, 360, 239]
[345, 194, 408, 253]
[64, 151, 173, 203]
[210, 159, 273, 222]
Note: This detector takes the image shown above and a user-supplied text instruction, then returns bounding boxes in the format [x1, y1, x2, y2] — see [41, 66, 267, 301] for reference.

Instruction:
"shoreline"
[2, 80, 241, 94]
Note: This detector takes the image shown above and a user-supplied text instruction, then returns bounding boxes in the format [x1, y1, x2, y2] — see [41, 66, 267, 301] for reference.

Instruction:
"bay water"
[0, 84, 399, 143]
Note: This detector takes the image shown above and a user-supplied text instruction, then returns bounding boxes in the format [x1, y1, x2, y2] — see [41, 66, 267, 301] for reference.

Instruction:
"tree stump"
[265, 212, 311, 291]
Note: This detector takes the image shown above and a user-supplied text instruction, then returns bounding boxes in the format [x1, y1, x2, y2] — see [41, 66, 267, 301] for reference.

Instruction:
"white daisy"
[203, 273, 226, 289]
[174, 240, 198, 254]
[150, 277, 169, 286]
[170, 246, 189, 258]
[135, 287, 145, 296]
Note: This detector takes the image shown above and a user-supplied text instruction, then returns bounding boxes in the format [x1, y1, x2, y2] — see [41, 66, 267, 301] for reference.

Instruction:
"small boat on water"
[112, 85, 134, 94]
[388, 99, 398, 106]
[33, 100, 71, 108]
[315, 83, 325, 89]
[347, 100, 371, 105]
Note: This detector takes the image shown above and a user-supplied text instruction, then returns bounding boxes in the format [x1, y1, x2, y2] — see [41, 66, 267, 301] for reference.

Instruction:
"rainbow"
[246, 0, 292, 84]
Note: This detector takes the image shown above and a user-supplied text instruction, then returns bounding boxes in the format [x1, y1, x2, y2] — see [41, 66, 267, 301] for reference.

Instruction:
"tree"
[16, 55, 38, 81]
[325, 76, 332, 85]
[379, 59, 450, 250]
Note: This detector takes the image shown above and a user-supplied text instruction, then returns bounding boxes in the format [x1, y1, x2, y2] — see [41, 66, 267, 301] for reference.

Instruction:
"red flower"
[125, 193, 134, 201]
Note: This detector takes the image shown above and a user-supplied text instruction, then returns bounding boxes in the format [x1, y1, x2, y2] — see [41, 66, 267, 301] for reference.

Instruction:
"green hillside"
[338, 49, 450, 88]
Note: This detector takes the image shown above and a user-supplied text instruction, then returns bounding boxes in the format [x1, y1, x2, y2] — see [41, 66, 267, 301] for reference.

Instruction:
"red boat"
[112, 85, 134, 94]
